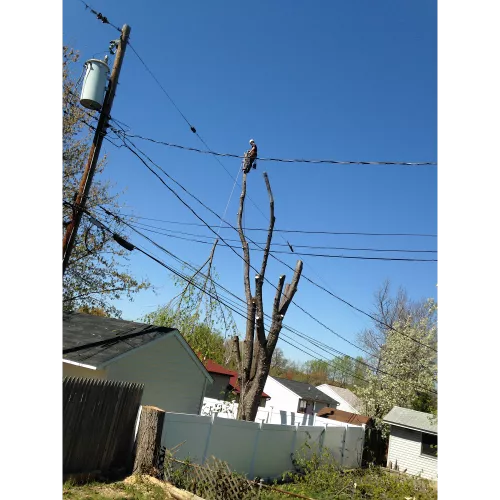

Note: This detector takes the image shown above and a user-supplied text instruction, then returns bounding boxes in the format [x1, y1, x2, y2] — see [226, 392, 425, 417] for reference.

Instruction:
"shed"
[383, 406, 437, 480]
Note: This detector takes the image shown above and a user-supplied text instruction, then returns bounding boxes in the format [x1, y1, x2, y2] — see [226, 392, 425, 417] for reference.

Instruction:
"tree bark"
[235, 171, 303, 421]
[133, 406, 166, 475]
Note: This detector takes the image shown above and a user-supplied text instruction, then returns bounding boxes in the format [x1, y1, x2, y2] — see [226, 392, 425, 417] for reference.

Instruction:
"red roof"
[204, 359, 237, 377]
[203, 359, 270, 399]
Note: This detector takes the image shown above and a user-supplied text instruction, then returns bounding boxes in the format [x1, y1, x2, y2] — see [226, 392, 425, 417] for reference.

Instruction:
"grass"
[258, 450, 437, 500]
[62, 475, 177, 499]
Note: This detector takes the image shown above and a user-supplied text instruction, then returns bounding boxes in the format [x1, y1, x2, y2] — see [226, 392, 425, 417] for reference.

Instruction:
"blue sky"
[63, 0, 437, 364]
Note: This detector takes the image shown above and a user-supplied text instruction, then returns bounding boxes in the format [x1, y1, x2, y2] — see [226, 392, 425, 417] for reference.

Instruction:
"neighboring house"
[316, 384, 364, 414]
[203, 359, 270, 407]
[383, 406, 437, 480]
[63, 312, 213, 415]
[263, 376, 339, 416]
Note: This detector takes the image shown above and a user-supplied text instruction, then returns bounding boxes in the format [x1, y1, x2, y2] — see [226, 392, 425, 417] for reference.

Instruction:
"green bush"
[261, 448, 437, 500]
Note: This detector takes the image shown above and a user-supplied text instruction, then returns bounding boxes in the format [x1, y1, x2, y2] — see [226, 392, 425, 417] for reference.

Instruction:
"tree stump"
[133, 406, 166, 475]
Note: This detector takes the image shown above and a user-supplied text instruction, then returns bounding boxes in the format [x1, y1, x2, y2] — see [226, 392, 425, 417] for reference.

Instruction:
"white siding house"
[263, 376, 339, 416]
[316, 384, 363, 414]
[383, 406, 437, 480]
[63, 312, 213, 415]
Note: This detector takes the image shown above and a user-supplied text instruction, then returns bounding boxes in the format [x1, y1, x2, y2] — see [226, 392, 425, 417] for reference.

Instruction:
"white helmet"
[249, 139, 255, 144]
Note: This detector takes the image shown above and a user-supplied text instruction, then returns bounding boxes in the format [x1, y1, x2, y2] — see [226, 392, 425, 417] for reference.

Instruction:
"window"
[421, 432, 437, 457]
[297, 399, 307, 413]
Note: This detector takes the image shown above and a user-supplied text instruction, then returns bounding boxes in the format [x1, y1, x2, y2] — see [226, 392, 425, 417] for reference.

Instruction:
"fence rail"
[63, 377, 144, 476]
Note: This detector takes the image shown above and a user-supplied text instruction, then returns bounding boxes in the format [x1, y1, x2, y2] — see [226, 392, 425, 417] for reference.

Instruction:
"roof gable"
[383, 406, 437, 434]
[272, 377, 338, 406]
[63, 313, 212, 382]
[319, 385, 363, 412]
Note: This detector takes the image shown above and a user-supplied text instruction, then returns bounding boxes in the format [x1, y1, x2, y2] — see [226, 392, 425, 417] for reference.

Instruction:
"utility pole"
[63, 24, 131, 274]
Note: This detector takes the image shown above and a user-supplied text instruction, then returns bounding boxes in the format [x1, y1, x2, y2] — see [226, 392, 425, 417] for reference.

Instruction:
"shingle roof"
[321, 385, 363, 412]
[63, 312, 177, 368]
[273, 377, 339, 406]
[383, 406, 437, 435]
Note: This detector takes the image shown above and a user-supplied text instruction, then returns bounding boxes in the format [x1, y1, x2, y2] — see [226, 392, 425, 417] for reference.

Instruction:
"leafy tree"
[63, 46, 150, 317]
[144, 304, 227, 365]
[357, 299, 437, 431]
[270, 348, 290, 377]
[76, 305, 110, 317]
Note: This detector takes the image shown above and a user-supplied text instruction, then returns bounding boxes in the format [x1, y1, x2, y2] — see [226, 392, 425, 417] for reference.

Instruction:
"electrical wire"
[92, 209, 437, 238]
[77, 0, 122, 32]
[109, 135, 437, 352]
[80, 206, 437, 395]
[93, 205, 436, 392]
[117, 131, 437, 167]
[112, 218, 437, 253]
[122, 221, 437, 262]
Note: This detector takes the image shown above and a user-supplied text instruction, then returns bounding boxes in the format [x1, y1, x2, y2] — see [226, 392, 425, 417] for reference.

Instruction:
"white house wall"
[316, 385, 359, 414]
[387, 426, 437, 480]
[106, 334, 208, 415]
[263, 377, 300, 413]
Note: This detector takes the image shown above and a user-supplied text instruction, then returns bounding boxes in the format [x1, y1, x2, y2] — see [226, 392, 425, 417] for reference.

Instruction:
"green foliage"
[63, 46, 150, 317]
[144, 304, 227, 364]
[261, 449, 437, 500]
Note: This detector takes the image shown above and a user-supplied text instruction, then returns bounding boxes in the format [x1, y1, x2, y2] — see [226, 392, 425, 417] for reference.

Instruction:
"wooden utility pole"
[63, 24, 131, 274]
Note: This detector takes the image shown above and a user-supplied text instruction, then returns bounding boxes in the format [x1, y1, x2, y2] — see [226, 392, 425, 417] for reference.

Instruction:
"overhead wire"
[117, 131, 438, 167]
[94, 205, 436, 392]
[111, 218, 437, 254]
[108, 133, 437, 352]
[71, 3, 437, 359]
[82, 205, 436, 395]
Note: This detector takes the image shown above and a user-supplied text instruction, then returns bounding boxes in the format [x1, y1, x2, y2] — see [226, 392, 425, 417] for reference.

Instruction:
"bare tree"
[232, 171, 302, 421]
[357, 280, 434, 371]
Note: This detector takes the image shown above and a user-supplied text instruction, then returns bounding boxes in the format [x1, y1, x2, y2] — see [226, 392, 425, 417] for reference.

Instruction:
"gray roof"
[273, 377, 339, 406]
[383, 406, 437, 435]
[322, 385, 363, 412]
[63, 312, 177, 368]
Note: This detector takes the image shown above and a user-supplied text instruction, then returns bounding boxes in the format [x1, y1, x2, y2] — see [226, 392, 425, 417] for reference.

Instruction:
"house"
[203, 359, 270, 407]
[263, 376, 339, 416]
[63, 312, 213, 415]
[316, 384, 364, 414]
[316, 407, 373, 427]
[383, 406, 437, 480]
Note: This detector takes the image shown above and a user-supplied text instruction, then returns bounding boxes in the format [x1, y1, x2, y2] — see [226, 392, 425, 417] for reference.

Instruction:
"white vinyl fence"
[161, 411, 365, 480]
[202, 397, 346, 427]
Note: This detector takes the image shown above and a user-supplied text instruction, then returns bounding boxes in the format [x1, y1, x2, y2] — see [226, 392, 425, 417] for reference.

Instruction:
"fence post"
[201, 413, 216, 465]
[291, 423, 299, 461]
[319, 424, 327, 454]
[249, 421, 263, 479]
[340, 425, 347, 467]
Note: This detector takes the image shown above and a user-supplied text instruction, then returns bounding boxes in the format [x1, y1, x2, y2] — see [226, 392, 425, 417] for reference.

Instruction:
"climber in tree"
[243, 139, 258, 173]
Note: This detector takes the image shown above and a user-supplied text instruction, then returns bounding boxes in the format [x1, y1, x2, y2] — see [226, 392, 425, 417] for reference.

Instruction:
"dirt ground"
[63, 475, 204, 500]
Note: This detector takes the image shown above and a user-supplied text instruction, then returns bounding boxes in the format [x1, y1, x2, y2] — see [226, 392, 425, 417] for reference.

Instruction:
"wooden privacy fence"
[63, 377, 144, 476]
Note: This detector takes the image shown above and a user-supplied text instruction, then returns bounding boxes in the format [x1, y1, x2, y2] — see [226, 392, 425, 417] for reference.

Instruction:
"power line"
[123, 221, 437, 262]
[76, 0, 122, 33]
[116, 130, 437, 167]
[113, 134, 438, 352]
[116, 218, 437, 253]
[98, 209, 437, 239]
[85, 206, 436, 395]
[94, 205, 436, 390]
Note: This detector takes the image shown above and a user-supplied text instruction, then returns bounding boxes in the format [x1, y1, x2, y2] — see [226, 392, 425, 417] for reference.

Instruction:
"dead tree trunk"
[133, 406, 166, 475]
[234, 171, 303, 421]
